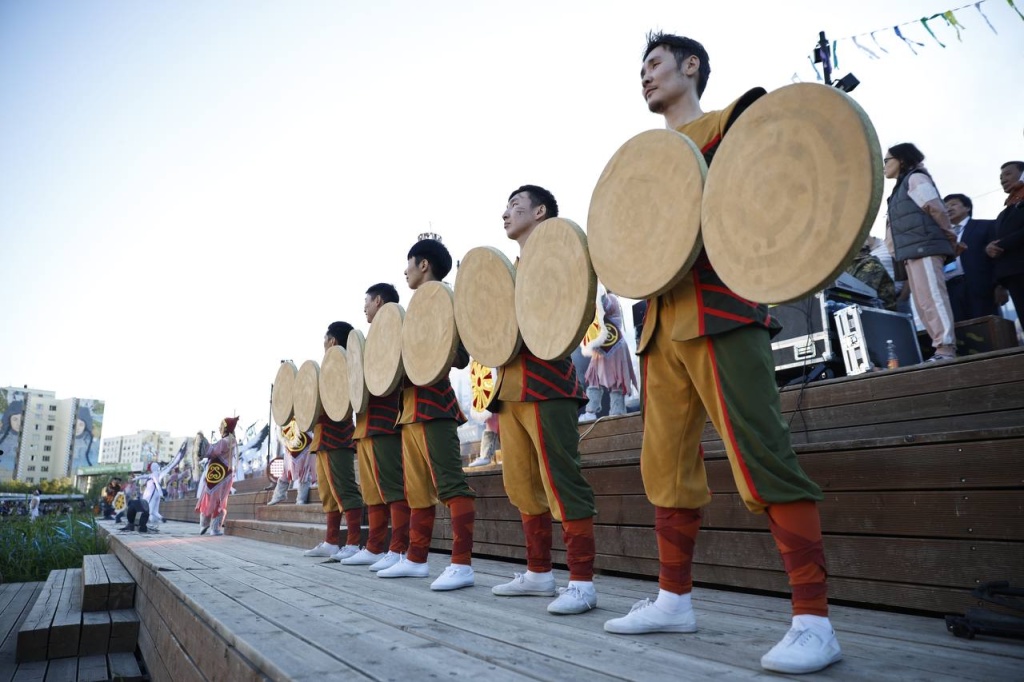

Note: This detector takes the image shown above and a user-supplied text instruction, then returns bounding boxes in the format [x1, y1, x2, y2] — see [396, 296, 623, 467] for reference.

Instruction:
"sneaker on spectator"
[491, 571, 556, 597]
[377, 556, 429, 578]
[761, 616, 842, 674]
[368, 551, 402, 572]
[578, 412, 597, 423]
[604, 598, 697, 634]
[431, 564, 475, 591]
[341, 548, 384, 566]
[303, 542, 340, 558]
[547, 583, 597, 614]
[467, 454, 492, 468]
[331, 544, 360, 561]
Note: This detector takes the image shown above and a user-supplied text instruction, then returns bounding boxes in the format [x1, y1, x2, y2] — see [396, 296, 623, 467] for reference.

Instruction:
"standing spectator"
[943, 193, 1003, 320]
[884, 143, 964, 362]
[986, 161, 1024, 315]
[29, 489, 41, 520]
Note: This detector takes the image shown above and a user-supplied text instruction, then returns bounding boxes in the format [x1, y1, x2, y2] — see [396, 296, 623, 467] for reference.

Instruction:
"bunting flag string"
[806, 0, 1019, 73]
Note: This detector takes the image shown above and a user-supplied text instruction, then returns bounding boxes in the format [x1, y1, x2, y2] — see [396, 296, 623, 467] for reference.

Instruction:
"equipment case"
[833, 304, 921, 375]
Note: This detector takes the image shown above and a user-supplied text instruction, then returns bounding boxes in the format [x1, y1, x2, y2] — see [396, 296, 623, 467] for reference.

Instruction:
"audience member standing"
[986, 161, 1024, 315]
[943, 193, 1003, 320]
[884, 143, 964, 362]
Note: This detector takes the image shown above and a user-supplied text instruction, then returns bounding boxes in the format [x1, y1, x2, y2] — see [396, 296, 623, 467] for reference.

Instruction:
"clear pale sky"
[1, 0, 1021, 440]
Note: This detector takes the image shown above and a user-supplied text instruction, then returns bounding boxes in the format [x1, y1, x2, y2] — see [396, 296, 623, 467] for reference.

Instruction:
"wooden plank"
[16, 570, 66, 663]
[106, 652, 143, 682]
[107, 611, 139, 654]
[80, 556, 109, 613]
[75, 654, 108, 682]
[0, 584, 43, 682]
[42, 657, 77, 682]
[10, 660, 46, 682]
[48, 569, 82, 660]
[98, 556, 134, 611]
[78, 611, 109, 657]
[134, 588, 203, 682]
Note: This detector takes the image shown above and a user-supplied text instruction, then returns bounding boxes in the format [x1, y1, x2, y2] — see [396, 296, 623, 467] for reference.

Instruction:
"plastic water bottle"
[886, 339, 899, 369]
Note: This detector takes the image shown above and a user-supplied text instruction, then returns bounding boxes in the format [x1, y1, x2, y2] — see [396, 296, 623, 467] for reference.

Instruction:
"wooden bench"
[83, 553, 135, 612]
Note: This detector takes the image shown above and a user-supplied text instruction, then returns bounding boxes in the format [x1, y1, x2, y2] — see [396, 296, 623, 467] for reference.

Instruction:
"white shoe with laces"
[491, 571, 556, 597]
[377, 556, 429, 579]
[303, 542, 340, 558]
[368, 551, 402, 572]
[760, 616, 842, 674]
[430, 564, 475, 591]
[603, 598, 697, 634]
[331, 544, 360, 561]
[547, 583, 597, 614]
[341, 548, 383, 565]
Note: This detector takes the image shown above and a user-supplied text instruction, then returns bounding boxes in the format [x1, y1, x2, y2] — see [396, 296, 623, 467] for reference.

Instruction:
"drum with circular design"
[402, 281, 459, 387]
[701, 83, 882, 303]
[319, 345, 352, 422]
[347, 329, 370, 413]
[454, 246, 521, 368]
[588, 129, 706, 299]
[271, 361, 298, 427]
[515, 217, 597, 361]
[363, 302, 406, 397]
[293, 359, 323, 432]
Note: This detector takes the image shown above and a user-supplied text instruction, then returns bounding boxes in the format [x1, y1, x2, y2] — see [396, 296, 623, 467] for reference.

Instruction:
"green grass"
[0, 515, 108, 583]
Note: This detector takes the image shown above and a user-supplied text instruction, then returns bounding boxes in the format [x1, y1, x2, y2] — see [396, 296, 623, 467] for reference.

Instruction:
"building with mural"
[0, 385, 105, 484]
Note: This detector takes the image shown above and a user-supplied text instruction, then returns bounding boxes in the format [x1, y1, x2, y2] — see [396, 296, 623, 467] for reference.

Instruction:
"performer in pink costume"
[196, 416, 239, 535]
[580, 285, 637, 422]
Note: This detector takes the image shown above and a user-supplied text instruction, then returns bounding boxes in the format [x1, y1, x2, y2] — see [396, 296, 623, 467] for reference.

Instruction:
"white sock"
[655, 590, 692, 614]
[793, 614, 833, 634]
[568, 580, 595, 592]
[526, 570, 553, 582]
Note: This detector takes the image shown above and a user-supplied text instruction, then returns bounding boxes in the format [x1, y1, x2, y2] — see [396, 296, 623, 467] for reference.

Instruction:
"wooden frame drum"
[363, 302, 406, 397]
[402, 281, 459, 387]
[347, 329, 370, 414]
[454, 246, 521, 368]
[292, 359, 323, 432]
[271, 361, 297, 427]
[319, 345, 352, 422]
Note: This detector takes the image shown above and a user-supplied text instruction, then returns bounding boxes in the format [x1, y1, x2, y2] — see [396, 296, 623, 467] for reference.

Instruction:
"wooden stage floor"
[102, 520, 1022, 681]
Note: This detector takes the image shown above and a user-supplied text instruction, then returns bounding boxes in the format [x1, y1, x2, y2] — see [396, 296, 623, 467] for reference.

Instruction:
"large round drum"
[701, 83, 883, 304]
[271, 361, 297, 427]
[347, 329, 369, 413]
[293, 359, 322, 432]
[319, 345, 352, 422]
[454, 246, 521, 368]
[363, 302, 405, 397]
[588, 129, 707, 299]
[402, 281, 459, 386]
[515, 218, 597, 361]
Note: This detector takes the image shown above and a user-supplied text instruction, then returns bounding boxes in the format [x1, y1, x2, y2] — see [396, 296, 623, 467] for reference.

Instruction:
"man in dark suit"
[944, 193, 1004, 321]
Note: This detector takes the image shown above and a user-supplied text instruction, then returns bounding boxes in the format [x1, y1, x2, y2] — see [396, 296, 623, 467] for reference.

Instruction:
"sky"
[1, 0, 1021, 441]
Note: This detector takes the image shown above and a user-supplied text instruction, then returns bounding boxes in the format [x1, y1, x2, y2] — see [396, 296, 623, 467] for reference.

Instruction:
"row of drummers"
[271, 215, 600, 432]
[272, 81, 885, 428]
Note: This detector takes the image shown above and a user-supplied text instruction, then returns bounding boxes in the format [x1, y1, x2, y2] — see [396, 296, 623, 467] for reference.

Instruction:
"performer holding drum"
[196, 416, 239, 536]
[303, 321, 367, 561]
[484, 186, 600, 615]
[377, 238, 477, 591]
[596, 33, 841, 674]
[341, 284, 411, 572]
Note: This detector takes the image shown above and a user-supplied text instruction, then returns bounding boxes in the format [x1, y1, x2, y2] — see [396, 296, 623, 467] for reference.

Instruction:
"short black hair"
[644, 31, 711, 98]
[887, 143, 925, 172]
[943, 193, 973, 216]
[407, 239, 453, 280]
[1002, 160, 1024, 175]
[326, 321, 353, 348]
[365, 283, 399, 304]
[508, 185, 558, 219]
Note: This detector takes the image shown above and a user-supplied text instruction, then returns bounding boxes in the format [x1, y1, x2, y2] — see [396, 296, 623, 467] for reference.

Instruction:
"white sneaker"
[578, 412, 597, 423]
[431, 564, 475, 591]
[604, 598, 697, 634]
[368, 551, 402, 572]
[547, 583, 597, 614]
[761, 617, 842, 674]
[467, 455, 492, 468]
[341, 548, 384, 566]
[377, 556, 429, 579]
[303, 542, 340, 558]
[331, 544, 360, 561]
[491, 572, 556, 597]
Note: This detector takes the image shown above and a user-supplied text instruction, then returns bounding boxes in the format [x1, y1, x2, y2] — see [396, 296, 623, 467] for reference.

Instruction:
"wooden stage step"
[98, 520, 1022, 682]
[82, 553, 135, 611]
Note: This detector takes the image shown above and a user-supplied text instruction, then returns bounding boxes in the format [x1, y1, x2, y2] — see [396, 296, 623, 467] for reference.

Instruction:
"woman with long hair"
[884, 143, 964, 362]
